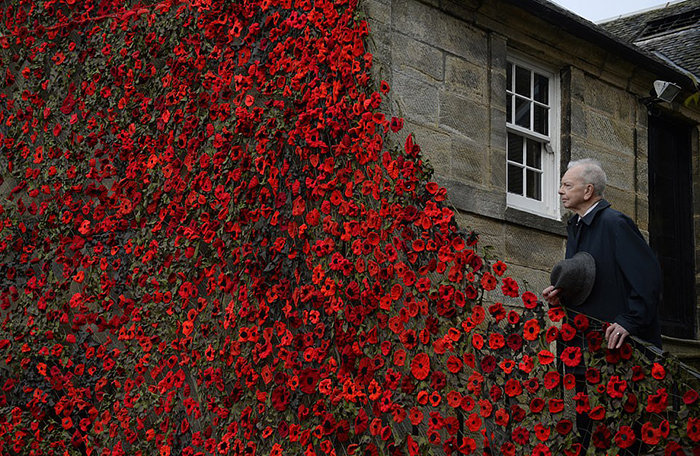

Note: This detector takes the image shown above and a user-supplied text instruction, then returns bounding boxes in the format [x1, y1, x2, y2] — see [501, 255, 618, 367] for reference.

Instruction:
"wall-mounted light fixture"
[642, 80, 682, 114]
[653, 80, 682, 103]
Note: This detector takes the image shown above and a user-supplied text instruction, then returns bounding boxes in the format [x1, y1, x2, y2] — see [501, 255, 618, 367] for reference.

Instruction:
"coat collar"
[567, 199, 611, 226]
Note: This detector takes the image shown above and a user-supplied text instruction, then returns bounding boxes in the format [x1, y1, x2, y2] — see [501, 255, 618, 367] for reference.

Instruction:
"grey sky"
[551, 0, 674, 22]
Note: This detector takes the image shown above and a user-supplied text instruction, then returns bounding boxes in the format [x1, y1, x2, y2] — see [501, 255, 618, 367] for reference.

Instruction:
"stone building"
[365, 0, 700, 360]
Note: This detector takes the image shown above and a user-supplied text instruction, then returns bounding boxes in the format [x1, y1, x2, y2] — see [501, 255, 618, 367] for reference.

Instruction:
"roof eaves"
[498, 0, 697, 90]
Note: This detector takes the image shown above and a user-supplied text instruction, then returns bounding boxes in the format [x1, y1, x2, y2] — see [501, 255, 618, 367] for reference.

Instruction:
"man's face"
[559, 166, 592, 213]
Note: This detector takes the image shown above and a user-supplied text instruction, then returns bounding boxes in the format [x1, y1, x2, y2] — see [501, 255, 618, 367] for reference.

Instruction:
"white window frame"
[505, 53, 560, 220]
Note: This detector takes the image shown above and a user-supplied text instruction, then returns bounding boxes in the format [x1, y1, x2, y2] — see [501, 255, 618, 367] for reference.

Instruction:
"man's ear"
[583, 184, 594, 200]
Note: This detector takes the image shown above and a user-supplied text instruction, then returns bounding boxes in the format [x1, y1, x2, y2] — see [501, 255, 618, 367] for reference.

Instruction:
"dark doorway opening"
[648, 115, 696, 339]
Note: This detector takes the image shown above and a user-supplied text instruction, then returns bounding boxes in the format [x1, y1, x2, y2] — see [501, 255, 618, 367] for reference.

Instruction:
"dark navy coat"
[566, 200, 662, 348]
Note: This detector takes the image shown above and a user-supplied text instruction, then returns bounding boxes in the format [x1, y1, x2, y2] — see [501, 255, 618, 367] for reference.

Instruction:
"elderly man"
[543, 158, 662, 349]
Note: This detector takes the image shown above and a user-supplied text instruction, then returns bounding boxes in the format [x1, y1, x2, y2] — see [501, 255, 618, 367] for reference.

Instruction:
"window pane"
[507, 62, 513, 91]
[534, 73, 549, 104]
[515, 97, 530, 128]
[507, 133, 524, 163]
[526, 139, 542, 169]
[526, 169, 542, 200]
[515, 66, 531, 97]
[534, 105, 549, 135]
[508, 164, 523, 195]
[507, 94, 513, 123]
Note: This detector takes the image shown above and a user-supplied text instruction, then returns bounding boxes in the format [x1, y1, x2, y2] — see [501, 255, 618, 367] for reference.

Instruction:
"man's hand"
[542, 285, 561, 306]
[605, 323, 630, 349]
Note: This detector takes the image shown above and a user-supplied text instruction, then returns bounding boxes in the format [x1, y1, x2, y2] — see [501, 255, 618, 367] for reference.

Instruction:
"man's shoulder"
[594, 203, 634, 225]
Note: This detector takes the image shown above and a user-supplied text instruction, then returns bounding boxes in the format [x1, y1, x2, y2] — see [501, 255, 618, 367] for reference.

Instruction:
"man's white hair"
[568, 158, 607, 197]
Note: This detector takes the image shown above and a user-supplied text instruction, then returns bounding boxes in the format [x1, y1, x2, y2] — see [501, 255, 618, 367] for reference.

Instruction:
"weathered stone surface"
[502, 263, 554, 300]
[392, 35, 444, 82]
[391, 0, 488, 64]
[438, 91, 489, 142]
[441, 0, 481, 22]
[453, 212, 506, 259]
[599, 150, 635, 192]
[636, 196, 650, 233]
[441, 178, 506, 220]
[445, 56, 487, 101]
[586, 111, 635, 157]
[570, 101, 588, 138]
[505, 224, 565, 270]
[364, 0, 391, 25]
[488, 136, 507, 191]
[636, 156, 649, 196]
[584, 75, 633, 123]
[392, 71, 439, 124]
[402, 120, 452, 178]
[451, 136, 488, 185]
[605, 186, 637, 222]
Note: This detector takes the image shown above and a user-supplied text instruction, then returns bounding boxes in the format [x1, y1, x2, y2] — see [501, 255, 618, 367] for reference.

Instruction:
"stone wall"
[364, 0, 700, 325]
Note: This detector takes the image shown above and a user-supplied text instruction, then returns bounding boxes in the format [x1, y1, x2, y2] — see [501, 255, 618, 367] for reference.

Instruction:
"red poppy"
[530, 397, 545, 413]
[585, 367, 601, 384]
[499, 358, 515, 374]
[494, 408, 509, 427]
[500, 442, 516, 456]
[642, 422, 662, 445]
[511, 404, 527, 422]
[549, 399, 564, 414]
[614, 426, 636, 449]
[520, 354, 536, 372]
[471, 305, 485, 324]
[492, 260, 507, 276]
[490, 384, 503, 401]
[548, 306, 566, 322]
[299, 368, 320, 394]
[588, 405, 605, 421]
[488, 333, 505, 350]
[523, 319, 540, 341]
[564, 444, 582, 456]
[544, 371, 560, 389]
[464, 413, 482, 432]
[446, 355, 463, 373]
[559, 323, 577, 341]
[409, 407, 423, 426]
[394, 349, 406, 366]
[560, 346, 582, 367]
[507, 310, 521, 325]
[501, 277, 519, 297]
[545, 326, 559, 343]
[684, 389, 699, 405]
[512, 427, 529, 445]
[573, 392, 590, 414]
[410, 353, 430, 380]
[534, 423, 551, 442]
[506, 333, 523, 351]
[488, 302, 506, 321]
[480, 355, 496, 374]
[688, 418, 700, 442]
[532, 443, 551, 456]
[556, 419, 573, 435]
[606, 375, 626, 399]
[479, 399, 493, 418]
[480, 272, 497, 291]
[652, 362, 666, 380]
[647, 388, 669, 413]
[446, 390, 462, 408]
[623, 393, 639, 413]
[522, 291, 538, 309]
[591, 423, 612, 449]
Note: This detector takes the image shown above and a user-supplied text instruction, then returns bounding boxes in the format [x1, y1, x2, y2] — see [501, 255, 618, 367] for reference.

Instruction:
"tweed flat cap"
[550, 252, 596, 307]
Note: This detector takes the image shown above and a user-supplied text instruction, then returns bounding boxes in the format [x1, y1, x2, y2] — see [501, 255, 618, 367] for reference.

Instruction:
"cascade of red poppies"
[1, 1, 700, 455]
